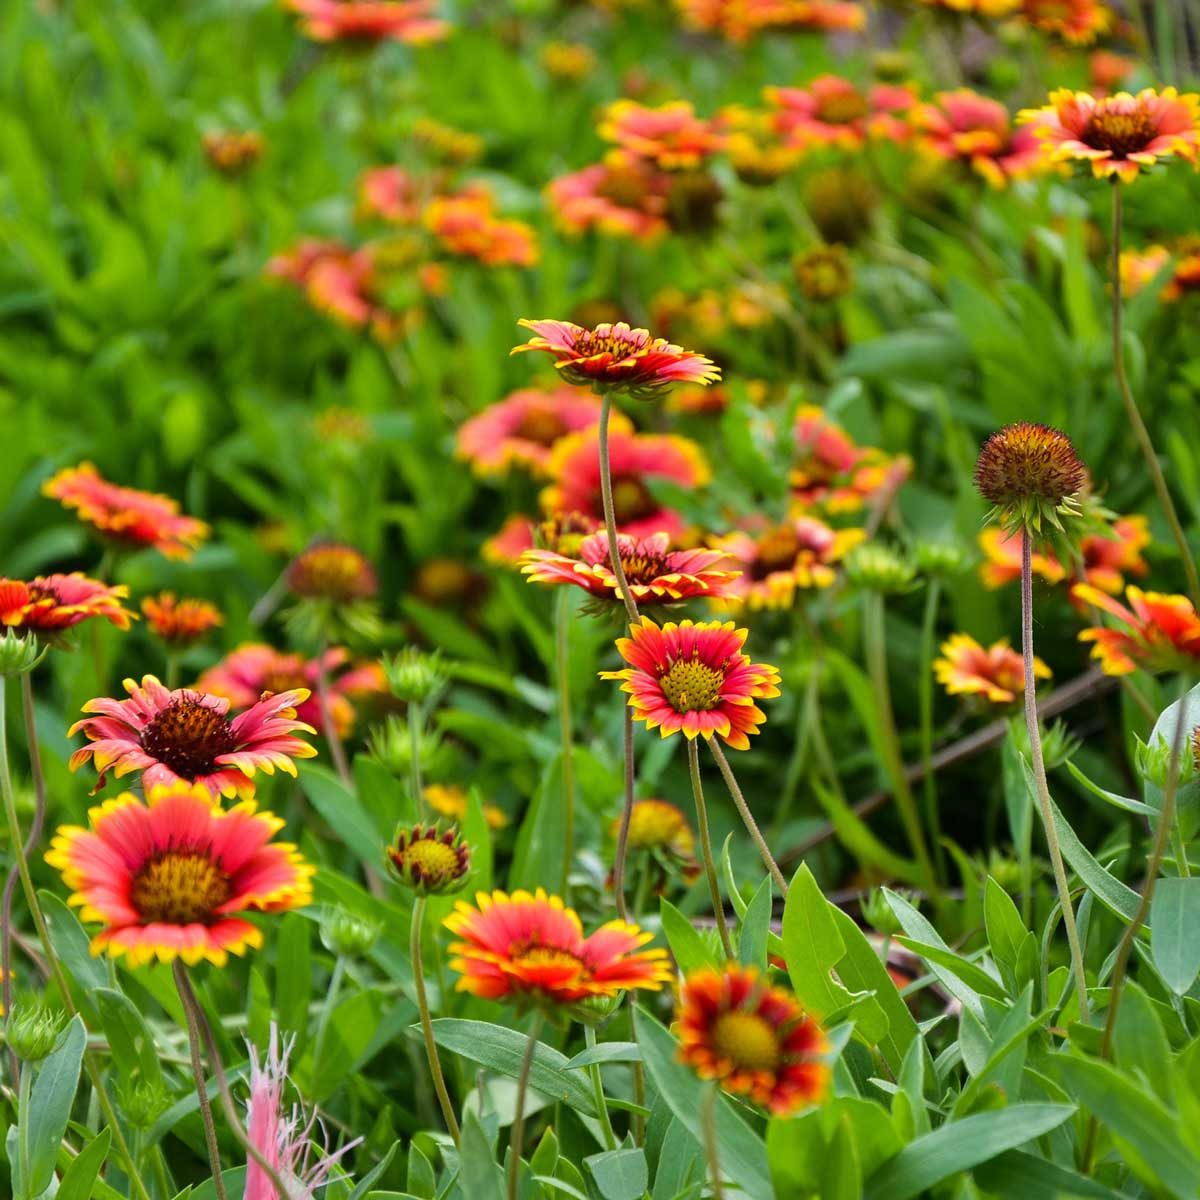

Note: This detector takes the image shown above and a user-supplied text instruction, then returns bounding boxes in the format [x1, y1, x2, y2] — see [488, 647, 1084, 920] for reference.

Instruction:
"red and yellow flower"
[1021, 0, 1112, 45]
[46, 781, 313, 967]
[141, 593, 223, 647]
[791, 406, 909, 514]
[1019, 88, 1200, 183]
[287, 542, 378, 603]
[1089, 50, 1134, 97]
[542, 428, 710, 542]
[676, 0, 865, 41]
[202, 129, 264, 175]
[0, 574, 133, 634]
[915, 90, 1045, 187]
[601, 617, 781, 749]
[43, 463, 209, 560]
[677, 963, 829, 1115]
[521, 530, 738, 605]
[1073, 585, 1200, 675]
[358, 166, 424, 224]
[766, 76, 916, 151]
[717, 106, 802, 185]
[914, 0, 1019, 14]
[424, 190, 539, 268]
[69, 676, 318, 799]
[513, 319, 719, 398]
[599, 101, 724, 171]
[457, 388, 624, 478]
[934, 633, 1050, 706]
[612, 799, 700, 884]
[978, 528, 1066, 589]
[284, 0, 450, 43]
[266, 239, 399, 338]
[711, 517, 865, 609]
[425, 783, 508, 831]
[547, 161, 672, 242]
[483, 515, 539, 567]
[1078, 515, 1150, 594]
[1120, 244, 1200, 303]
[445, 888, 671, 1006]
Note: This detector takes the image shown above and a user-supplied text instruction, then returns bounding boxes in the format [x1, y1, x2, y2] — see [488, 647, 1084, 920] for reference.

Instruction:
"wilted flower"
[284, 0, 450, 44]
[1073, 585, 1200, 675]
[0, 574, 133, 637]
[43, 463, 209, 560]
[934, 633, 1050, 706]
[202, 129, 264, 175]
[915, 90, 1045, 187]
[46, 781, 313, 966]
[792, 244, 853, 301]
[141, 593, 223, 648]
[676, 963, 829, 1115]
[974, 422, 1086, 534]
[601, 617, 781, 750]
[425, 783, 508, 831]
[599, 100, 724, 171]
[387, 825, 471, 895]
[803, 165, 879, 246]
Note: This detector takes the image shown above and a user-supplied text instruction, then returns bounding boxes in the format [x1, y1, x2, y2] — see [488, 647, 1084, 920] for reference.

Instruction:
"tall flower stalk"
[688, 740, 734, 959]
[410, 897, 461, 1142]
[555, 588, 577, 898]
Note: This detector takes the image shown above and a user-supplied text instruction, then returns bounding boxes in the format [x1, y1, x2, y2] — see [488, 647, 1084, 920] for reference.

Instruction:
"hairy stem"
[917, 579, 947, 881]
[611, 709, 635, 924]
[411, 898, 460, 1143]
[700, 1084, 726, 1200]
[709, 740, 788, 897]
[596, 392, 640, 627]
[688, 740, 734, 959]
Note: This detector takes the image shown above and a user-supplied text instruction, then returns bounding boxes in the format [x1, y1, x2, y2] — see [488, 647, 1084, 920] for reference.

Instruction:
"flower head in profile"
[425, 783, 508, 831]
[1018, 88, 1200, 183]
[543, 428, 710, 542]
[69, 675, 317, 799]
[601, 617, 781, 749]
[0, 574, 133, 636]
[288, 543, 378, 604]
[915, 90, 1045, 187]
[512, 319, 719, 399]
[284, 0, 450, 43]
[386, 825, 471, 896]
[203, 129, 264, 175]
[43, 463, 209, 560]
[934, 633, 1050, 706]
[974, 422, 1086, 534]
[1022, 0, 1112, 45]
[766, 76, 916, 151]
[1073, 585, 1200, 675]
[547, 160, 672, 242]
[677, 963, 829, 1115]
[521, 530, 738, 608]
[457, 388, 622, 478]
[599, 100, 724, 171]
[612, 799, 700, 886]
[141, 593, 223, 648]
[445, 889, 671, 1010]
[46, 781, 313, 967]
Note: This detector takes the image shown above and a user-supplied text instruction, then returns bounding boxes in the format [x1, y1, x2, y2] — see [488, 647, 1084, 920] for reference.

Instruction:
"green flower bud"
[116, 1078, 171, 1130]
[5, 998, 66, 1062]
[0, 630, 47, 678]
[985, 849, 1023, 896]
[367, 715, 454, 779]
[860, 887, 911, 938]
[320, 906, 383, 959]
[913, 540, 970, 579]
[844, 544, 917, 595]
[1136, 730, 1199, 791]
[384, 647, 447, 705]
[386, 825, 471, 897]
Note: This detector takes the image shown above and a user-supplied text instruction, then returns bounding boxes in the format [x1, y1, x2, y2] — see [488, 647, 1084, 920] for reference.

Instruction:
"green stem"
[408, 701, 426, 819]
[918, 579, 947, 882]
[316, 641, 352, 787]
[774, 646, 819, 841]
[709, 740, 788, 896]
[1110, 182, 1200, 606]
[153, 1146, 172, 1200]
[596, 392, 640, 627]
[17, 1060, 33, 1200]
[410, 898, 461, 1142]
[164, 652, 181, 692]
[688, 740, 734, 959]
[700, 1084, 726, 1200]
[508, 1010, 546, 1200]
[611, 709, 635, 924]
[1020, 538, 1089, 1023]
[172, 964, 228, 1200]
[862, 591, 938, 892]
[311, 954, 346, 1079]
[555, 589, 576, 899]
[584, 1024, 618, 1151]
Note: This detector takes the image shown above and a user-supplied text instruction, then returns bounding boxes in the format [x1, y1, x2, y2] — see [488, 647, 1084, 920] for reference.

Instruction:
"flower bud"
[320, 906, 383, 959]
[384, 647, 446, 705]
[914, 540, 969, 579]
[792, 244, 853, 303]
[386, 825, 471, 896]
[844, 544, 917, 594]
[985, 849, 1023, 896]
[5, 999, 66, 1062]
[116, 1078, 171, 1130]
[1137, 729, 1199, 791]
[860, 887, 909, 938]
[0, 630, 47, 677]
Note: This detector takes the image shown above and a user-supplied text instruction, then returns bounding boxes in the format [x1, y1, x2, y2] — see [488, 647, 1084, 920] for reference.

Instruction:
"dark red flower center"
[597, 167, 652, 208]
[610, 477, 658, 524]
[131, 851, 231, 924]
[514, 406, 570, 446]
[140, 696, 237, 779]
[1081, 107, 1158, 157]
[660, 657, 724, 712]
[261, 667, 309, 696]
[619, 549, 670, 584]
[573, 328, 648, 359]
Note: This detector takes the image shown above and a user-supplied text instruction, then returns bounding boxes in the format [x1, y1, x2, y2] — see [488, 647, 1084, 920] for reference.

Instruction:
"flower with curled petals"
[69, 676, 317, 799]
[677, 963, 829, 1115]
[1073, 585, 1200, 675]
[934, 633, 1050, 706]
[599, 100, 724, 171]
[141, 593, 223, 648]
[45, 782, 313, 967]
[521, 530, 739, 607]
[445, 888, 671, 1010]
[601, 617, 780, 749]
[1018, 88, 1200, 183]
[43, 463, 208, 560]
[513, 319, 719, 399]
[0, 574, 133, 636]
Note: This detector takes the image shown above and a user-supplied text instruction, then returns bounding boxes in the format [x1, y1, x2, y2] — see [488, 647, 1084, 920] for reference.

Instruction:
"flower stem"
[508, 1010, 545, 1200]
[1020, 537, 1089, 1023]
[1110, 182, 1200, 606]
[917, 579, 947, 882]
[164, 652, 181, 692]
[596, 392, 639, 627]
[700, 1084, 726, 1200]
[410, 898, 460, 1143]
[311, 953, 346, 1083]
[407, 700, 427, 820]
[583, 1024, 618, 1151]
[709, 740, 788, 897]
[17, 1060, 33, 1200]
[315, 642, 352, 787]
[688, 740, 734, 959]
[611, 709, 635, 924]
[861, 591, 938, 892]
[555, 589, 576, 899]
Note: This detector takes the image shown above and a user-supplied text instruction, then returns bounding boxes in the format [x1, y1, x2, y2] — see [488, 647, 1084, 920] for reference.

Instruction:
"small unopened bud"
[1137, 729, 1199, 791]
[384, 647, 446, 705]
[845, 544, 917, 594]
[5, 999, 66, 1062]
[117, 1078, 171, 1130]
[914, 540, 969, 578]
[320, 906, 383, 959]
[0, 630, 47, 678]
[861, 887, 914, 938]
[985, 850, 1023, 896]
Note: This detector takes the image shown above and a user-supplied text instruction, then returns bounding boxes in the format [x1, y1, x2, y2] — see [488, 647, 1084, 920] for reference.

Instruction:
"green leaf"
[812, 780, 923, 885]
[507, 751, 566, 894]
[275, 912, 313, 1044]
[653, 1119, 702, 1200]
[584, 1148, 648, 1200]
[347, 1141, 400, 1200]
[1065, 761, 1153, 818]
[407, 1143, 436, 1199]
[25, 1015, 87, 1197]
[782, 864, 854, 1017]
[973, 1150, 1127, 1198]
[38, 890, 108, 995]
[301, 763, 386, 869]
[893, 938, 1005, 1003]
[1040, 789, 1139, 923]
[660, 898, 717, 976]
[1151, 877, 1200, 995]
[93, 988, 166, 1089]
[564, 1042, 642, 1070]
[738, 877, 772, 971]
[984, 877, 1028, 991]
[429, 1019, 596, 1116]
[56, 1128, 112, 1200]
[457, 1111, 503, 1200]
[634, 1008, 773, 1200]
[863, 1104, 1076, 1200]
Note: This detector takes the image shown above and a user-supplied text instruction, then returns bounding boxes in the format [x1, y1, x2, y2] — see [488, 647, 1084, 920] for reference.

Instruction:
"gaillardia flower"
[424, 191, 539, 268]
[599, 100, 724, 171]
[934, 633, 1050, 706]
[1019, 88, 1200, 183]
[202, 129, 264, 175]
[284, 0, 450, 43]
[386, 825, 471, 896]
[512, 319, 719, 399]
[915, 90, 1044, 187]
[43, 463, 209, 560]
[141, 593, 223, 647]
[521, 530, 738, 606]
[1073, 585, 1200, 675]
[974, 422, 1086, 533]
[601, 617, 781, 749]
[445, 889, 671, 1006]
[677, 963, 829, 1115]
[1022, 0, 1111, 44]
[0, 574, 133, 635]
[978, 529, 1067, 589]
[612, 799, 700, 885]
[457, 388, 623, 478]
[766, 76, 915, 150]
[287, 542, 378, 603]
[69, 676, 318, 799]
[46, 781, 313, 967]
[677, 0, 865, 40]
[547, 160, 672, 242]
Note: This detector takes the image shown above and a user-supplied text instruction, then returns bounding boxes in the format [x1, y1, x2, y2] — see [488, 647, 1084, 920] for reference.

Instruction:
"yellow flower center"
[1082, 107, 1157, 157]
[660, 657, 724, 713]
[753, 526, 801, 576]
[140, 697, 237, 779]
[711, 1011, 782, 1072]
[816, 92, 870, 126]
[573, 328, 648, 358]
[511, 943, 582, 971]
[628, 801, 686, 849]
[610, 477, 657, 524]
[514, 407, 569, 446]
[290, 545, 374, 602]
[131, 851, 231, 925]
[399, 838, 461, 880]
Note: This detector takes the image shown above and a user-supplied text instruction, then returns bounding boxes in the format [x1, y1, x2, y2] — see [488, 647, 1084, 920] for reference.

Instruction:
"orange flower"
[717, 106, 802, 185]
[547, 161, 672, 242]
[1079, 515, 1150, 594]
[978, 528, 1066, 589]
[141, 593, 223, 647]
[445, 888, 671, 1006]
[677, 963, 829, 1115]
[424, 190, 538, 268]
[287, 542, 378, 603]
[43, 463, 209, 560]
[1074, 584, 1200, 675]
[1021, 0, 1112, 45]
[1019, 88, 1200, 183]
[791, 407, 908, 514]
[482, 514, 538, 567]
[611, 798, 700, 883]
[601, 617, 781, 749]
[1089, 50, 1134, 96]
[914, 0, 1019, 13]
[934, 633, 1050, 705]
[284, 0, 450, 43]
[599, 100, 724, 171]
[711, 517, 865, 609]
[676, 0, 865, 40]
[1120, 244, 1200, 303]
[766, 76, 916, 151]
[202, 130, 264, 175]
[357, 166, 424, 224]
[424, 783, 508, 830]
[915, 90, 1045, 187]
[0, 574, 133, 634]
[46, 781, 313, 967]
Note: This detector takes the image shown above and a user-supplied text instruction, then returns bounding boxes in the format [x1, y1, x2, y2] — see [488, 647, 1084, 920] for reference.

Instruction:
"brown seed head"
[974, 423, 1086, 532]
